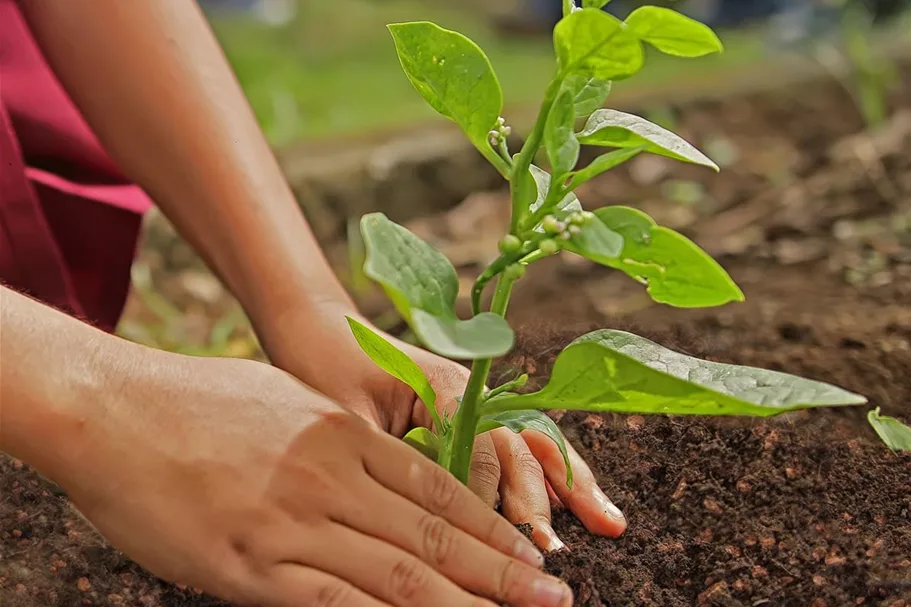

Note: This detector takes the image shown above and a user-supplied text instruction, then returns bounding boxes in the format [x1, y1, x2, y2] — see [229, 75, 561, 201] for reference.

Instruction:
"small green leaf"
[487, 330, 868, 417]
[403, 427, 441, 460]
[595, 206, 744, 307]
[867, 407, 911, 452]
[361, 213, 514, 359]
[478, 410, 573, 487]
[567, 146, 646, 190]
[625, 7, 724, 58]
[529, 165, 583, 217]
[579, 109, 718, 170]
[544, 88, 580, 178]
[388, 22, 503, 149]
[562, 74, 612, 116]
[346, 317, 440, 428]
[583, 0, 613, 8]
[554, 9, 644, 80]
[563, 215, 624, 261]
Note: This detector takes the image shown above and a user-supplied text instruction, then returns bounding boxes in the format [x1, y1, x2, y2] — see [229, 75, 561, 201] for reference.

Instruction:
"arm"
[17, 1, 354, 381]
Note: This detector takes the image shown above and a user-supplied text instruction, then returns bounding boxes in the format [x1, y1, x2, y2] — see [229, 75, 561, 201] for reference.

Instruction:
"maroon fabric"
[0, 0, 153, 331]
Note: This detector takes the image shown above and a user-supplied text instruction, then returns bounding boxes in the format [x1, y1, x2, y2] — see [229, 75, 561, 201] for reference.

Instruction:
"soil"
[3, 63, 911, 606]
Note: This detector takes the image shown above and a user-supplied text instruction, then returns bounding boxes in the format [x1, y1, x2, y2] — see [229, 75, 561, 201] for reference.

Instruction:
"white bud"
[568, 224, 582, 235]
[496, 116, 506, 127]
[559, 230, 572, 240]
[502, 125, 512, 137]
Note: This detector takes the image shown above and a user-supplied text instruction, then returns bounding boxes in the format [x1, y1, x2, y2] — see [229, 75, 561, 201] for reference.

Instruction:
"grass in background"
[211, 0, 766, 145]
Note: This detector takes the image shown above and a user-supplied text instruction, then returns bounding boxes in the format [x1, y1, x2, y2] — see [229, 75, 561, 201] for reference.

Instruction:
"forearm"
[18, 1, 354, 344]
[0, 286, 135, 481]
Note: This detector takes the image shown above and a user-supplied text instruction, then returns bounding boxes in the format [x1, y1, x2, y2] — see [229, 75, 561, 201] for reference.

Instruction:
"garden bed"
[2, 62, 911, 606]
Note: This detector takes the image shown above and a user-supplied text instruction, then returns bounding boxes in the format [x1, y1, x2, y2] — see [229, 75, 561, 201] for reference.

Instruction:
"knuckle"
[389, 558, 431, 602]
[470, 448, 501, 481]
[418, 514, 456, 566]
[313, 581, 353, 607]
[495, 559, 525, 600]
[424, 464, 460, 514]
[513, 450, 545, 480]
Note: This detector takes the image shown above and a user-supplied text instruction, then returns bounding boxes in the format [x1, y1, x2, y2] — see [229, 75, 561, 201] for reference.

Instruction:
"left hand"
[262, 304, 627, 552]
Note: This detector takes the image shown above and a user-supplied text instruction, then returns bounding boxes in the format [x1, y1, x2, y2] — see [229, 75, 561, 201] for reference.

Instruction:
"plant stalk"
[445, 274, 516, 484]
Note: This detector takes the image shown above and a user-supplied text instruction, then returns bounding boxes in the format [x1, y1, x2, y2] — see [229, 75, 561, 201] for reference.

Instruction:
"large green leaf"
[346, 317, 439, 426]
[594, 206, 744, 307]
[624, 7, 723, 58]
[554, 9, 644, 80]
[867, 407, 911, 452]
[563, 215, 624, 262]
[477, 410, 573, 487]
[579, 109, 718, 170]
[403, 427, 441, 460]
[561, 74, 613, 117]
[544, 88, 580, 178]
[487, 330, 868, 417]
[388, 22, 503, 149]
[567, 146, 646, 190]
[361, 213, 513, 359]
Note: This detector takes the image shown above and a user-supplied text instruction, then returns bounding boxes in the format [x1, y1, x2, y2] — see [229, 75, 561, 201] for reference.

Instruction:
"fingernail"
[532, 577, 571, 607]
[540, 523, 566, 553]
[593, 488, 626, 523]
[513, 538, 544, 567]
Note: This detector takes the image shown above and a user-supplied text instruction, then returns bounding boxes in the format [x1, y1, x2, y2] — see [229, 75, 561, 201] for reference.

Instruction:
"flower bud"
[568, 212, 585, 226]
[504, 263, 526, 280]
[582, 210, 595, 221]
[498, 234, 522, 254]
[496, 116, 506, 127]
[568, 224, 582, 235]
[539, 239, 559, 256]
[559, 230, 572, 240]
[541, 215, 562, 234]
[502, 125, 512, 137]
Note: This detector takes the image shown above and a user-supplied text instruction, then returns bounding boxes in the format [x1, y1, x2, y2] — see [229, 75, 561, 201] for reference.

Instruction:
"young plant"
[346, 1, 869, 487]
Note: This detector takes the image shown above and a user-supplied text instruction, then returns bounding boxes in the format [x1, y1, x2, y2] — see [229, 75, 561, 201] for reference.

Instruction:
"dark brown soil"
[3, 63, 911, 607]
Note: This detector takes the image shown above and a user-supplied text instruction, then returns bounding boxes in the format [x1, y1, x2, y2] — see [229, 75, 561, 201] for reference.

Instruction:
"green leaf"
[487, 330, 868, 417]
[361, 213, 514, 359]
[567, 146, 646, 190]
[594, 206, 744, 307]
[544, 88, 580, 178]
[529, 165, 582, 217]
[403, 427, 441, 460]
[583, 0, 613, 8]
[562, 74, 612, 116]
[346, 317, 440, 428]
[388, 22, 503, 149]
[867, 407, 911, 452]
[563, 215, 624, 261]
[554, 9, 644, 80]
[579, 109, 718, 170]
[625, 7, 724, 57]
[478, 410, 573, 487]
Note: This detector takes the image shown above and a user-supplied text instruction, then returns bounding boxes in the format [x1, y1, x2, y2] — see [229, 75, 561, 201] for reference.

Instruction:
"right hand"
[57, 352, 573, 607]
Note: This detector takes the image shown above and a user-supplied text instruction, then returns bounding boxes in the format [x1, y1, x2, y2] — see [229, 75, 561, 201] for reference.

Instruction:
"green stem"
[445, 274, 516, 484]
[481, 144, 512, 179]
[509, 76, 564, 233]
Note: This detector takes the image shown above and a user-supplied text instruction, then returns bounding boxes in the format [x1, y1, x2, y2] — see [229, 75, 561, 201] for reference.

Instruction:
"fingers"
[334, 473, 573, 607]
[263, 563, 391, 607]
[295, 524, 500, 607]
[468, 432, 500, 508]
[523, 430, 627, 538]
[492, 428, 565, 552]
[362, 431, 545, 568]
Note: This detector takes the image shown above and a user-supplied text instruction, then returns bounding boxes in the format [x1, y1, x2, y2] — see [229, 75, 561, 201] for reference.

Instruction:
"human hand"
[264, 305, 627, 553]
[52, 352, 574, 607]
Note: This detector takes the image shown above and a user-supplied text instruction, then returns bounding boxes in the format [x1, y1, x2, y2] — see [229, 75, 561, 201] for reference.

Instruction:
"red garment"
[0, 0, 152, 331]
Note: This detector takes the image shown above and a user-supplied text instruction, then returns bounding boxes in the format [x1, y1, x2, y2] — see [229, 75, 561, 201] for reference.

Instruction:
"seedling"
[346, 1, 869, 487]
